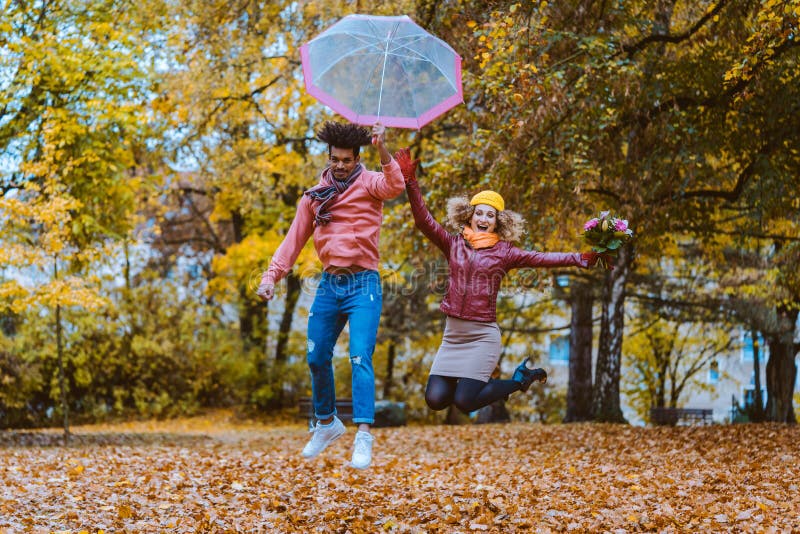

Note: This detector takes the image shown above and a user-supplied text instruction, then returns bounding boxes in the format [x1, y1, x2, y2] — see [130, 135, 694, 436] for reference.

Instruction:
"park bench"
[650, 407, 713, 426]
[298, 396, 353, 428]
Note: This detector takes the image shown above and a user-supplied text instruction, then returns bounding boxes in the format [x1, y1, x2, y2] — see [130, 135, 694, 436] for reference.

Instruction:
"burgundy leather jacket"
[406, 179, 592, 322]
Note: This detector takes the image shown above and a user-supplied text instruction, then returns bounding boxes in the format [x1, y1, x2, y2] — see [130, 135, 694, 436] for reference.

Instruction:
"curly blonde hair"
[445, 196, 526, 242]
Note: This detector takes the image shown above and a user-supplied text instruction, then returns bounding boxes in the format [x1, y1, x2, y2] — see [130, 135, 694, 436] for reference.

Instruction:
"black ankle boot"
[512, 357, 548, 392]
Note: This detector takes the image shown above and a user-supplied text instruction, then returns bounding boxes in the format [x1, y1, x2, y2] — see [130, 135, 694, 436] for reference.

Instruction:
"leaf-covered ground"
[1, 414, 799, 533]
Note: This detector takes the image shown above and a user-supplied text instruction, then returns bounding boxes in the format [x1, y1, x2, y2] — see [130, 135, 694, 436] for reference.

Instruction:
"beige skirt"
[429, 316, 502, 382]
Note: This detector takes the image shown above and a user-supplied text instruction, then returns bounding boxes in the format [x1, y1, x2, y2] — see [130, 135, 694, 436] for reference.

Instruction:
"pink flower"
[614, 219, 628, 232]
[584, 218, 599, 231]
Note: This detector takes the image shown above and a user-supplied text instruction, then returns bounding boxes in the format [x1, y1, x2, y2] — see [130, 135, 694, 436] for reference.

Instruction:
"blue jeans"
[307, 270, 382, 424]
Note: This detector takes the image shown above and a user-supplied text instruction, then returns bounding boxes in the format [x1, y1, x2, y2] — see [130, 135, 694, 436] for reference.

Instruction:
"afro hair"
[317, 121, 372, 157]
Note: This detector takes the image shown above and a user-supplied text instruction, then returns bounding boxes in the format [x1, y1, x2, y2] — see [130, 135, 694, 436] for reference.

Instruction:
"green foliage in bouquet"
[582, 211, 634, 254]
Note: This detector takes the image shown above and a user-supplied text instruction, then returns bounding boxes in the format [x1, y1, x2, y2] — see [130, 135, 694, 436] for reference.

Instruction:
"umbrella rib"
[375, 21, 401, 121]
[342, 18, 391, 121]
[395, 52, 423, 124]
[388, 37, 460, 92]
[352, 44, 384, 121]
[310, 35, 386, 81]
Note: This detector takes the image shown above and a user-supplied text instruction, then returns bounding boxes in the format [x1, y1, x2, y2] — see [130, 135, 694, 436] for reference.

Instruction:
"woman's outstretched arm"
[506, 247, 604, 270]
[396, 148, 453, 255]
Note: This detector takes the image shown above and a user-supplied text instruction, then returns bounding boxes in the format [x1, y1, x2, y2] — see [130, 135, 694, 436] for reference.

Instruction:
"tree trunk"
[564, 279, 594, 422]
[229, 209, 269, 351]
[445, 405, 469, 425]
[274, 271, 301, 365]
[476, 399, 511, 424]
[262, 271, 301, 409]
[383, 341, 396, 399]
[592, 245, 630, 423]
[656, 360, 667, 409]
[239, 283, 268, 351]
[751, 327, 766, 422]
[54, 257, 70, 445]
[765, 306, 798, 423]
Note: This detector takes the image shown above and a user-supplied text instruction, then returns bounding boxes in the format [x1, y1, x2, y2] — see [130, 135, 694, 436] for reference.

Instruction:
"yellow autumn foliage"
[208, 232, 321, 301]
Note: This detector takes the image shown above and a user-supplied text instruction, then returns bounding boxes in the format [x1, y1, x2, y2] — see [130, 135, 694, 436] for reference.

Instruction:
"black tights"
[425, 375, 522, 414]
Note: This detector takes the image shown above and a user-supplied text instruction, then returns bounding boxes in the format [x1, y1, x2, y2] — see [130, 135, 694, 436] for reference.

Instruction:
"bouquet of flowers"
[582, 211, 633, 268]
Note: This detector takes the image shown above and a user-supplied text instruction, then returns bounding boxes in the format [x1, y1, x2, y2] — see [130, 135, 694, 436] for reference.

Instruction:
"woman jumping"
[395, 148, 608, 415]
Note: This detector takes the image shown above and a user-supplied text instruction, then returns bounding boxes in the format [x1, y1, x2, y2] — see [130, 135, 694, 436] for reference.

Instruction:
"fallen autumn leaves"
[1, 416, 799, 533]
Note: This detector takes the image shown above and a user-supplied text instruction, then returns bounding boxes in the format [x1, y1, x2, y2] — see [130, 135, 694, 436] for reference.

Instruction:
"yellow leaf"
[118, 504, 134, 519]
[68, 464, 84, 476]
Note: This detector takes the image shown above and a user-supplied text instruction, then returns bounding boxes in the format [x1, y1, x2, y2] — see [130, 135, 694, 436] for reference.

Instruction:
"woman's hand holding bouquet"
[582, 211, 633, 270]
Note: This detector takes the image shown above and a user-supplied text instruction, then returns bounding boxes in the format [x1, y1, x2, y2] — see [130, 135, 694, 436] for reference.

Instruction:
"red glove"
[581, 252, 614, 270]
[580, 252, 597, 266]
[394, 147, 419, 183]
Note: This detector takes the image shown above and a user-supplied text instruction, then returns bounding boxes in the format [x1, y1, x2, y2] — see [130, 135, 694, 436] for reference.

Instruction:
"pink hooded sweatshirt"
[263, 159, 405, 285]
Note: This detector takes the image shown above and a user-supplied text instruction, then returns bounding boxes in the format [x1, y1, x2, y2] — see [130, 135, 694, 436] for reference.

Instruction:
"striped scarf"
[304, 163, 363, 226]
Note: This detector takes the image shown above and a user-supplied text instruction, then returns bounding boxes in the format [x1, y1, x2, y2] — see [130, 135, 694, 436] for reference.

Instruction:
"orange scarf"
[463, 227, 499, 249]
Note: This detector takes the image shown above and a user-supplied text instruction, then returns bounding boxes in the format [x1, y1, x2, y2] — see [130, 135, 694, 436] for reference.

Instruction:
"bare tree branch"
[619, 0, 730, 59]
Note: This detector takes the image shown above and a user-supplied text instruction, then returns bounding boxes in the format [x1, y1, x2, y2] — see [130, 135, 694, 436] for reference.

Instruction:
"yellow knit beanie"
[469, 190, 505, 212]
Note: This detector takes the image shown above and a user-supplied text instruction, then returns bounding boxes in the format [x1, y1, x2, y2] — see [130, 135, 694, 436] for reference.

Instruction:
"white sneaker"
[350, 430, 374, 469]
[301, 416, 345, 458]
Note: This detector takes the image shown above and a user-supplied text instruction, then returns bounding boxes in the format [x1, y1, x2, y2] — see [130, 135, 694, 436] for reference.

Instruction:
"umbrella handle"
[371, 123, 385, 146]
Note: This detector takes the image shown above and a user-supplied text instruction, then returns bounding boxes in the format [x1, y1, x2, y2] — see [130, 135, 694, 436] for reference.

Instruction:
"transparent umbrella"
[300, 14, 463, 129]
